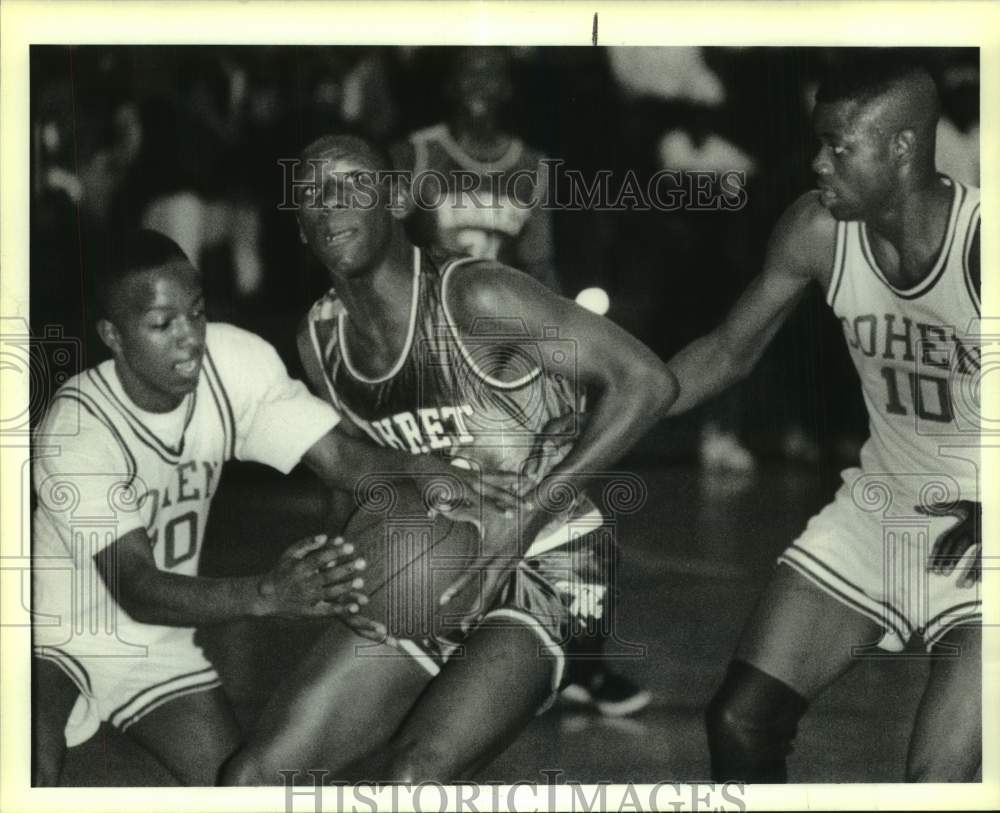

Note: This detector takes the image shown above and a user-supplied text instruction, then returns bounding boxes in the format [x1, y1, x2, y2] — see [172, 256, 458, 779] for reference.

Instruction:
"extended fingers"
[308, 592, 369, 617]
[302, 537, 358, 571]
[929, 522, 974, 575]
[284, 533, 332, 560]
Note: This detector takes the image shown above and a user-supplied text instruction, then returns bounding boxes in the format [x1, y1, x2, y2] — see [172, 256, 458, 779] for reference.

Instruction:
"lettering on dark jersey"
[354, 405, 476, 455]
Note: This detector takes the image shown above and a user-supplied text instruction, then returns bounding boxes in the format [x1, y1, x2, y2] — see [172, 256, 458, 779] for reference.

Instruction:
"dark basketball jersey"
[407, 124, 547, 265]
[306, 246, 598, 539]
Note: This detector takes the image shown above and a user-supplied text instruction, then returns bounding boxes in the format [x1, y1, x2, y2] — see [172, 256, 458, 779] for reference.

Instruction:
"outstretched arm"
[445, 261, 678, 492]
[665, 192, 837, 416]
[95, 530, 365, 626]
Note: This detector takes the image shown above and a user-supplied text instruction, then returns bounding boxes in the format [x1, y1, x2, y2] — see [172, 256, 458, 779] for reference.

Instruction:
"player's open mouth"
[173, 357, 201, 378]
[325, 228, 357, 246]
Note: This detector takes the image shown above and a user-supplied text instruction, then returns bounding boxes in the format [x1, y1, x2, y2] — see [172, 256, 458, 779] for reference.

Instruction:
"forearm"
[118, 570, 265, 627]
[664, 333, 746, 417]
[544, 364, 677, 490]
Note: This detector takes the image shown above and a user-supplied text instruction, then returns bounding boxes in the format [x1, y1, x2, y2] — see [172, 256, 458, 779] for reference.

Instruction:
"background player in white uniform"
[219, 134, 678, 784]
[663, 56, 982, 781]
[32, 230, 488, 785]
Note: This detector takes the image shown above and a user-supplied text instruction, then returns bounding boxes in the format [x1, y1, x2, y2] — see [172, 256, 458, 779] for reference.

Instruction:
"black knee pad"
[705, 660, 809, 783]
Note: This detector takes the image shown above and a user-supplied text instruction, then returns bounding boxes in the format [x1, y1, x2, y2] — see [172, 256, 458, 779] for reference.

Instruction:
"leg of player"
[125, 687, 241, 785]
[376, 620, 555, 782]
[706, 565, 882, 782]
[906, 623, 981, 781]
[219, 622, 432, 785]
[32, 657, 80, 786]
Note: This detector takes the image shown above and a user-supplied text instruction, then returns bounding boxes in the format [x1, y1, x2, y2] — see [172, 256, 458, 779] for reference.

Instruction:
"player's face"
[454, 51, 511, 121]
[102, 262, 207, 413]
[812, 100, 895, 220]
[296, 152, 394, 278]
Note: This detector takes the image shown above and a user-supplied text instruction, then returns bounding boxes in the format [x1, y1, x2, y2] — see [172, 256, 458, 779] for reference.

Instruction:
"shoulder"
[409, 123, 447, 146]
[399, 124, 446, 169]
[767, 191, 840, 282]
[204, 323, 292, 394]
[303, 289, 344, 326]
[206, 322, 276, 362]
[298, 291, 343, 348]
[40, 364, 110, 433]
[35, 370, 127, 471]
[442, 258, 553, 329]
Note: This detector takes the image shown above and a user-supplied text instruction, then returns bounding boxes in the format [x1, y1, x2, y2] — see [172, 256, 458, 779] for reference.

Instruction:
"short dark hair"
[816, 49, 937, 106]
[299, 133, 395, 174]
[92, 229, 191, 321]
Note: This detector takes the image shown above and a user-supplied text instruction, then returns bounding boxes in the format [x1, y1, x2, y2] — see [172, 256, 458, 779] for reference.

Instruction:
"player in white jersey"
[32, 230, 485, 785]
[219, 134, 678, 784]
[664, 55, 982, 781]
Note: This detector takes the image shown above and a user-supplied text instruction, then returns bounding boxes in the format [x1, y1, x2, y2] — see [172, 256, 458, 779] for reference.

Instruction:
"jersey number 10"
[880, 366, 953, 423]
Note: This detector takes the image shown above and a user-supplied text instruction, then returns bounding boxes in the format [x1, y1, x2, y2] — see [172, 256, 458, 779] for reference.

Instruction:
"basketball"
[340, 478, 485, 642]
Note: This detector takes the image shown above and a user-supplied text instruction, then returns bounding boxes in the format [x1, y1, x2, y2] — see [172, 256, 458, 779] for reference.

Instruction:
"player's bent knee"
[705, 661, 809, 783]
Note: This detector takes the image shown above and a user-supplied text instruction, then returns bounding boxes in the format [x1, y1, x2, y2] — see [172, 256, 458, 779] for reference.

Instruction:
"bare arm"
[94, 529, 363, 626]
[665, 192, 838, 416]
[446, 261, 679, 489]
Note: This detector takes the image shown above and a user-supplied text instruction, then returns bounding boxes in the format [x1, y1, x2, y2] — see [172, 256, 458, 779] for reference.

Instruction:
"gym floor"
[55, 457, 944, 786]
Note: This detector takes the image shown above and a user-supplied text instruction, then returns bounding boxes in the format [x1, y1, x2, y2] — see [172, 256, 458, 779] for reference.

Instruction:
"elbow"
[117, 592, 154, 624]
[652, 365, 681, 419]
[628, 360, 680, 420]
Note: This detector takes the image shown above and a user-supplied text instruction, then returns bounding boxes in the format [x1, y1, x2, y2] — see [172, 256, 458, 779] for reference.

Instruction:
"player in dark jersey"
[663, 55, 982, 781]
[394, 45, 651, 717]
[219, 134, 678, 784]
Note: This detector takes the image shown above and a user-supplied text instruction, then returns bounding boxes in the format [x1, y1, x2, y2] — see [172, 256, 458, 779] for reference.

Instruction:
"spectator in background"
[935, 62, 979, 187]
[392, 46, 560, 292]
[608, 48, 760, 474]
[31, 51, 146, 391]
[138, 48, 265, 317]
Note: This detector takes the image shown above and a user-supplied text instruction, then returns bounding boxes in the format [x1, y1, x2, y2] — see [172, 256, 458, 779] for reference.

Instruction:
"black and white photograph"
[1, 2, 997, 811]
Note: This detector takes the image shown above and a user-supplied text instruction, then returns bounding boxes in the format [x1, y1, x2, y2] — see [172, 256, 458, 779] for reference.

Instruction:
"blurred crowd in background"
[30, 45, 979, 470]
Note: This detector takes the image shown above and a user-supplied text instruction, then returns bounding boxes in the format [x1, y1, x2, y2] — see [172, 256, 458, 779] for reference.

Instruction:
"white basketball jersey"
[33, 323, 339, 655]
[827, 177, 981, 504]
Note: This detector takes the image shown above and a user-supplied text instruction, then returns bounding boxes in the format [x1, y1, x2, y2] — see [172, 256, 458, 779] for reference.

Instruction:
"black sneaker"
[561, 671, 652, 717]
